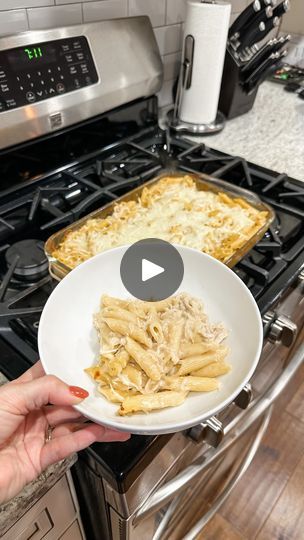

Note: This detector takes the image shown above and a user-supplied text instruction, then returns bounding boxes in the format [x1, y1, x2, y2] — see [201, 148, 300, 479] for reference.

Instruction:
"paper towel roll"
[179, 0, 231, 125]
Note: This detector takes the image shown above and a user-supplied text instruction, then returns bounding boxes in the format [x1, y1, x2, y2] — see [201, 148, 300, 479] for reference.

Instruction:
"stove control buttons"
[263, 311, 298, 347]
[187, 417, 224, 447]
[0, 36, 98, 112]
[80, 63, 89, 74]
[26, 91, 36, 103]
[1, 83, 9, 93]
[73, 40, 81, 50]
[56, 83, 65, 94]
[5, 99, 17, 109]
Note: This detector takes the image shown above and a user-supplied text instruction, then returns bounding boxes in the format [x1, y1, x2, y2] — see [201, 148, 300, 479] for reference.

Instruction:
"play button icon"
[142, 259, 164, 282]
[120, 238, 184, 301]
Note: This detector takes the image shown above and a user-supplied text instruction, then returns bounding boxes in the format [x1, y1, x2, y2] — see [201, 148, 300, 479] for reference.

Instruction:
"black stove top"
[0, 96, 303, 492]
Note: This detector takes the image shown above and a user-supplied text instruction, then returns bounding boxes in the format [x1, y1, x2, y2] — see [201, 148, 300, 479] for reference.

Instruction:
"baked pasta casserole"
[53, 175, 268, 267]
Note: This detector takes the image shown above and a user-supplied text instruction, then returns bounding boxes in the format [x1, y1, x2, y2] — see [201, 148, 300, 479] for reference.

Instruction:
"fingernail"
[111, 431, 131, 441]
[69, 386, 89, 400]
[112, 428, 131, 439]
[120, 433, 131, 441]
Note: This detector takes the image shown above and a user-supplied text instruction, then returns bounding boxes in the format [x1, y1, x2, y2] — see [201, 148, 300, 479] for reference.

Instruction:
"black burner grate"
[0, 124, 303, 375]
[0, 113, 303, 492]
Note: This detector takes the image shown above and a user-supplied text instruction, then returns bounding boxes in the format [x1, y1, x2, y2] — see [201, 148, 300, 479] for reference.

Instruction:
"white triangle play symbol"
[142, 258, 165, 282]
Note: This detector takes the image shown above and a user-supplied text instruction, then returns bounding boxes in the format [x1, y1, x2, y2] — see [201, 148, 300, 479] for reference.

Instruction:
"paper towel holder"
[167, 109, 225, 134]
[167, 33, 226, 135]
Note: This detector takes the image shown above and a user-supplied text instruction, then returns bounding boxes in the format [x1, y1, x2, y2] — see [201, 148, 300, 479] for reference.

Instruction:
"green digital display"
[24, 47, 43, 60]
[7, 42, 56, 71]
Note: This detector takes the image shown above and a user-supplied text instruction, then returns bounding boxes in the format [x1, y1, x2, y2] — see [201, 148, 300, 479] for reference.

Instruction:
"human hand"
[0, 361, 130, 504]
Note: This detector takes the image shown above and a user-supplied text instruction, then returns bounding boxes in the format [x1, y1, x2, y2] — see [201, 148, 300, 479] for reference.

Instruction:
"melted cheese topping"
[53, 176, 268, 268]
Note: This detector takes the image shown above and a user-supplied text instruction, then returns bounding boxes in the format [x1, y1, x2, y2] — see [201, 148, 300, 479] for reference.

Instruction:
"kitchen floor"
[198, 331, 304, 540]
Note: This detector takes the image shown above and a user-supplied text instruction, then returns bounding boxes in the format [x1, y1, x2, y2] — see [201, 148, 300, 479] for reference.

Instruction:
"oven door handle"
[181, 408, 272, 540]
[134, 342, 304, 525]
[152, 408, 272, 540]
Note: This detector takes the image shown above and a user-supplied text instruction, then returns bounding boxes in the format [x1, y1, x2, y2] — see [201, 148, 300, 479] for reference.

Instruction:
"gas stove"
[1, 19, 303, 540]
[0, 92, 303, 490]
[0, 96, 303, 378]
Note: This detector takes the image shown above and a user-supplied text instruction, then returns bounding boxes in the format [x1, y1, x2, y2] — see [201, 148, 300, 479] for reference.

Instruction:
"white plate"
[38, 245, 263, 435]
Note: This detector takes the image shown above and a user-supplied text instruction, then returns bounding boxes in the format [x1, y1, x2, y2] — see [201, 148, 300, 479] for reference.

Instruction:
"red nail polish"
[69, 386, 89, 399]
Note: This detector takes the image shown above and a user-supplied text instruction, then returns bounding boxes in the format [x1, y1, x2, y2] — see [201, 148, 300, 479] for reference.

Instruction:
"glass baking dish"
[45, 170, 275, 280]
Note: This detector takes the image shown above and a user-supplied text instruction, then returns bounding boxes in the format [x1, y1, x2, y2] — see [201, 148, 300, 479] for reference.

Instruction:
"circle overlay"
[120, 238, 184, 301]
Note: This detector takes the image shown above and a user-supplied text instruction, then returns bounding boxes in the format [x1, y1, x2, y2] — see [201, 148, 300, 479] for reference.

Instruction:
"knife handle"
[238, 16, 280, 51]
[270, 35, 290, 54]
[247, 51, 287, 90]
[229, 0, 261, 37]
[244, 52, 278, 84]
[242, 35, 290, 74]
[272, 0, 290, 18]
[238, 6, 273, 39]
[241, 39, 274, 74]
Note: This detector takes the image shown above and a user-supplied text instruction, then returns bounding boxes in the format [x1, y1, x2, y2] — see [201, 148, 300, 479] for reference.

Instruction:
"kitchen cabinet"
[2, 472, 85, 540]
[59, 520, 84, 540]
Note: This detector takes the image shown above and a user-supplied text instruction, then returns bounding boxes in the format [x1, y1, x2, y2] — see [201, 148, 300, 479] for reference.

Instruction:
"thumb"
[3, 375, 89, 416]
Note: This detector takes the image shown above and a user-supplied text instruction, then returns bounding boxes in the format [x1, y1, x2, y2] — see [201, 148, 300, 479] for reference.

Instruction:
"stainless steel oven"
[73, 280, 304, 540]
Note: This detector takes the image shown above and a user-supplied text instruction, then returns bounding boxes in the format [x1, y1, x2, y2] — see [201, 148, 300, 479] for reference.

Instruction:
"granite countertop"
[0, 372, 77, 537]
[165, 81, 304, 182]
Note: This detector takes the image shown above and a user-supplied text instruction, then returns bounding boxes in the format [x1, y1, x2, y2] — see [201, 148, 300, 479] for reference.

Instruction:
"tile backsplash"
[0, 0, 250, 106]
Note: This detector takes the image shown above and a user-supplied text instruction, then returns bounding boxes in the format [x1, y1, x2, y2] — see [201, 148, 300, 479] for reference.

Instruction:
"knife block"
[219, 47, 259, 120]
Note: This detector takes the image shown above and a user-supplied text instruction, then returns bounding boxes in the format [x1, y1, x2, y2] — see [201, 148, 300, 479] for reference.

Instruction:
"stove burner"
[264, 215, 280, 241]
[5, 240, 49, 281]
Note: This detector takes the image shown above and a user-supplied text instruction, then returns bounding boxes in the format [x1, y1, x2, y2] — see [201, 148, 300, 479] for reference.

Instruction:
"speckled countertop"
[166, 82, 304, 182]
[0, 372, 77, 537]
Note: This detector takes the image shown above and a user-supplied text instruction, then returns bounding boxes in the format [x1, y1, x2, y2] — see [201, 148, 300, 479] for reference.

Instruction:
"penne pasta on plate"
[85, 292, 231, 416]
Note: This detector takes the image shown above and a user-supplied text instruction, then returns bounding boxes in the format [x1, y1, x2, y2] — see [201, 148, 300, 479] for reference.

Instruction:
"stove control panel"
[0, 36, 98, 112]
[0, 19, 162, 149]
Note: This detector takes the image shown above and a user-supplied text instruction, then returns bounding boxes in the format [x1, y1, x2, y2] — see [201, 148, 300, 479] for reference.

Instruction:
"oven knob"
[298, 269, 304, 288]
[263, 311, 297, 347]
[187, 416, 224, 447]
[233, 383, 252, 409]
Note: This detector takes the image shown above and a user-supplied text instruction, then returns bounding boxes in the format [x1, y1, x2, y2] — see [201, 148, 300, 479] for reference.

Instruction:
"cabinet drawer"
[59, 520, 84, 540]
[3, 474, 78, 540]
